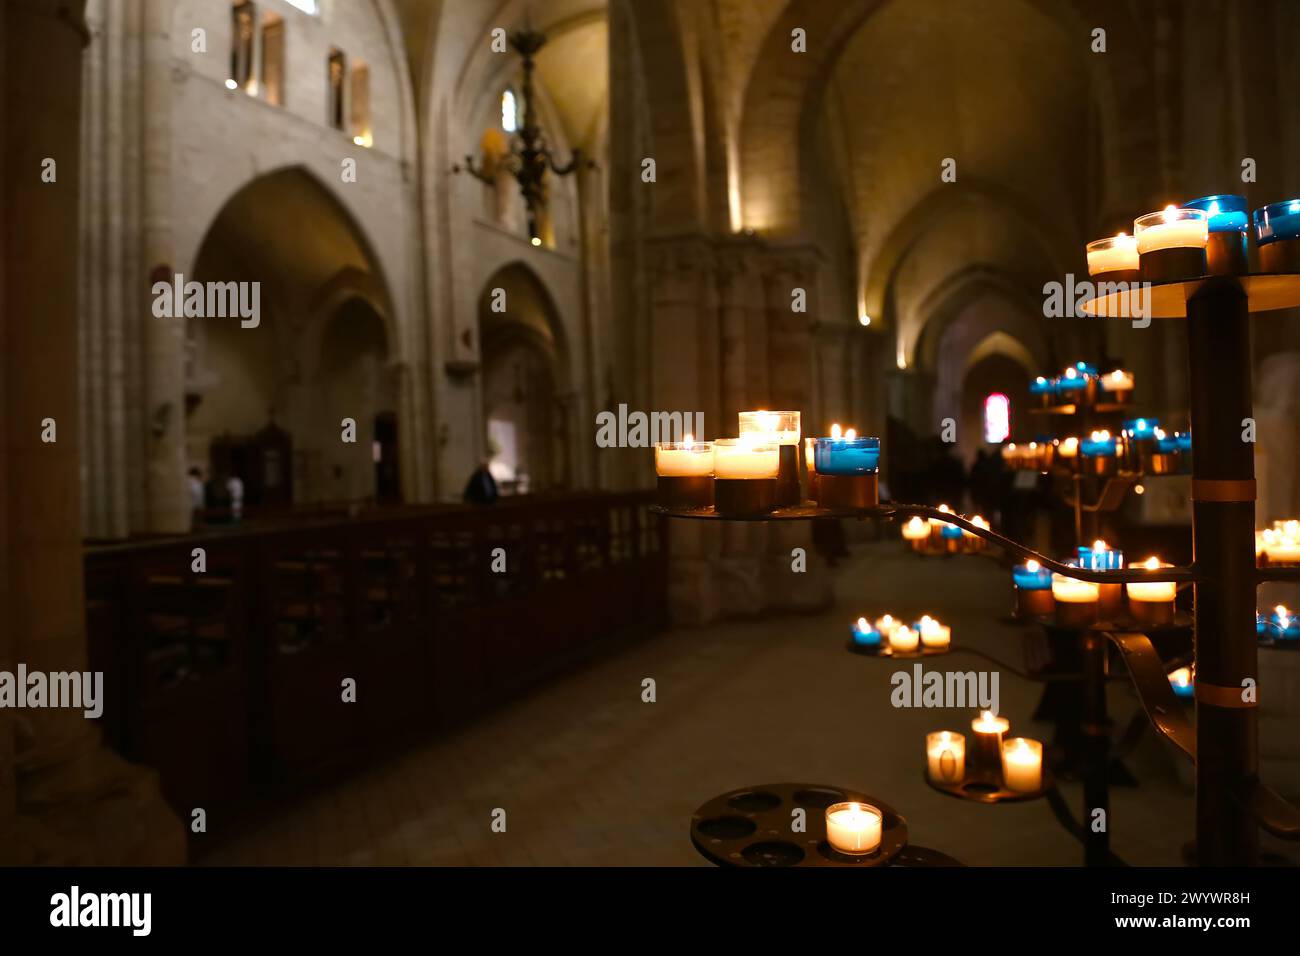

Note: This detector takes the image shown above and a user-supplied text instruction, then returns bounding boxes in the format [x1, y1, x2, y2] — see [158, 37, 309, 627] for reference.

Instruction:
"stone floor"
[200, 540, 1287, 867]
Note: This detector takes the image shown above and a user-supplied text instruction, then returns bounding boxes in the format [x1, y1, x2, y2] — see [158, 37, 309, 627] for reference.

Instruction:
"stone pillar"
[1, 0, 184, 864]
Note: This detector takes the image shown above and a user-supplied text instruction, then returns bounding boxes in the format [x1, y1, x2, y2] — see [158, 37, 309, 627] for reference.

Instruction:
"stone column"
[1, 0, 184, 864]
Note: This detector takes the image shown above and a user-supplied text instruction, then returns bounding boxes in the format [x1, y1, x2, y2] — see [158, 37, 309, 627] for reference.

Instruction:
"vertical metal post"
[1185, 279, 1258, 866]
[1081, 631, 1110, 866]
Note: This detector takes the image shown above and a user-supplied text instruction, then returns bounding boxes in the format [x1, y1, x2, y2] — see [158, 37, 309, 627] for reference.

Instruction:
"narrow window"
[229, 1, 256, 91]
[350, 60, 371, 147]
[261, 14, 284, 105]
[327, 47, 347, 131]
[501, 88, 518, 133]
[984, 393, 1011, 444]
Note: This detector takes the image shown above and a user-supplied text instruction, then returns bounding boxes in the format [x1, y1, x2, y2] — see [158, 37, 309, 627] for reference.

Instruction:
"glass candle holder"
[888, 624, 919, 654]
[1013, 560, 1055, 618]
[739, 411, 801, 507]
[1254, 199, 1300, 272]
[1123, 417, 1158, 440]
[1013, 560, 1053, 590]
[654, 440, 714, 510]
[1186, 195, 1249, 275]
[1030, 375, 1055, 405]
[850, 616, 881, 647]
[812, 435, 880, 509]
[1053, 572, 1100, 627]
[1168, 666, 1194, 700]
[1001, 737, 1044, 793]
[824, 802, 882, 855]
[1078, 540, 1124, 571]
[969, 711, 1009, 784]
[1262, 605, 1299, 641]
[926, 731, 966, 785]
[1086, 234, 1139, 278]
[1127, 557, 1177, 627]
[1135, 206, 1208, 282]
[916, 615, 951, 651]
[1056, 367, 1087, 394]
[1079, 430, 1117, 473]
[712, 439, 779, 516]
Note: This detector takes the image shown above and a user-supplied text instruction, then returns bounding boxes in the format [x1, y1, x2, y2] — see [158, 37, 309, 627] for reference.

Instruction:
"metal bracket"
[1232, 780, 1300, 840]
[1103, 631, 1195, 761]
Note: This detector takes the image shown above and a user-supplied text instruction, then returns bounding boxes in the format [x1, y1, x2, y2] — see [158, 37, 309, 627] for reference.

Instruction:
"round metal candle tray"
[846, 640, 951, 659]
[925, 770, 1054, 805]
[690, 782, 908, 867]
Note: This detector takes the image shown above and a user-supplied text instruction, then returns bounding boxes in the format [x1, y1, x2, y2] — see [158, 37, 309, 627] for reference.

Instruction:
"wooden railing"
[84, 492, 666, 832]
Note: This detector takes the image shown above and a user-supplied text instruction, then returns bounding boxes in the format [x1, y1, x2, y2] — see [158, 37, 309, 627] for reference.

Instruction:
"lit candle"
[713, 439, 779, 479]
[1123, 417, 1159, 441]
[851, 616, 880, 648]
[917, 615, 951, 650]
[1013, 559, 1052, 590]
[1169, 666, 1194, 700]
[654, 437, 714, 476]
[1126, 557, 1177, 603]
[1001, 737, 1044, 793]
[1058, 436, 1079, 459]
[1086, 233, 1139, 275]
[1260, 521, 1300, 565]
[1135, 205, 1209, 253]
[901, 516, 929, 541]
[926, 731, 966, 784]
[1053, 572, 1100, 627]
[1056, 366, 1087, 394]
[1030, 376, 1055, 402]
[971, 710, 1009, 735]
[812, 431, 880, 509]
[739, 411, 801, 507]
[1100, 369, 1134, 393]
[824, 801, 882, 855]
[1186, 194, 1249, 233]
[1080, 429, 1116, 458]
[889, 624, 919, 654]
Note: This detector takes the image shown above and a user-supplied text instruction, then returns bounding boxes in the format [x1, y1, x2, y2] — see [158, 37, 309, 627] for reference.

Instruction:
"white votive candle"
[825, 801, 882, 855]
[712, 439, 779, 479]
[654, 438, 714, 477]
[902, 516, 929, 541]
[738, 410, 800, 446]
[1001, 737, 1044, 793]
[1134, 206, 1209, 253]
[1101, 369, 1134, 392]
[926, 731, 966, 784]
[1052, 574, 1100, 604]
[1086, 234, 1139, 274]
[889, 625, 919, 653]
[917, 615, 951, 650]
[972, 710, 1010, 735]
[1126, 557, 1177, 603]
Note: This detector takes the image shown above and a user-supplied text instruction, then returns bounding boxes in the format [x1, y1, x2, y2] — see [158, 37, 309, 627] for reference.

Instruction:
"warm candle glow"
[1058, 437, 1079, 458]
[1086, 233, 1139, 275]
[1127, 557, 1177, 603]
[1025, 559, 1040, 572]
[972, 711, 1010, 735]
[889, 624, 919, 653]
[874, 614, 897, 635]
[1052, 574, 1100, 604]
[1135, 205, 1209, 253]
[711, 439, 779, 479]
[830, 423, 842, 439]
[902, 516, 929, 540]
[654, 440, 714, 477]
[926, 731, 966, 784]
[918, 615, 951, 650]
[1169, 666, 1192, 690]
[1101, 369, 1134, 391]
[825, 802, 882, 855]
[1001, 737, 1044, 793]
[738, 410, 800, 446]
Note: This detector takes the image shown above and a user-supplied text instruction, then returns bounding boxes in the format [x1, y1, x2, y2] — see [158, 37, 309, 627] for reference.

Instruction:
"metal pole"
[1081, 631, 1110, 866]
[1185, 279, 1258, 866]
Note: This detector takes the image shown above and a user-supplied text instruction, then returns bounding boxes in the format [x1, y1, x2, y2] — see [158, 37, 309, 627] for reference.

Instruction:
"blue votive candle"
[1030, 376, 1054, 402]
[1169, 667, 1194, 700]
[1079, 431, 1117, 457]
[1175, 431, 1192, 453]
[1261, 605, 1299, 641]
[1013, 561, 1053, 590]
[1185, 194, 1249, 233]
[813, 436, 880, 475]
[1254, 199, 1300, 273]
[1056, 368, 1087, 394]
[1155, 431, 1179, 454]
[1123, 417, 1158, 441]
[851, 616, 881, 647]
[1078, 541, 1124, 571]
[1073, 361, 1098, 376]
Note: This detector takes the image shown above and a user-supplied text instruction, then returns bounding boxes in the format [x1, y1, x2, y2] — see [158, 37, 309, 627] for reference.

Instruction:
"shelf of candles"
[689, 782, 910, 867]
[1256, 519, 1300, 567]
[898, 509, 989, 556]
[848, 614, 952, 657]
[1258, 604, 1300, 649]
[1012, 550, 1188, 630]
[924, 715, 1051, 804]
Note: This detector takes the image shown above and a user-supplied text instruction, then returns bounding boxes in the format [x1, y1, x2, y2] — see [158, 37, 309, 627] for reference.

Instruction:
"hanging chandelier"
[455, 28, 592, 244]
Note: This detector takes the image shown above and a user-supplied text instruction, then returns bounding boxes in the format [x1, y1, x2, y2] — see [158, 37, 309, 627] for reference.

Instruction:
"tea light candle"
[1086, 233, 1139, 275]
[1079, 539, 1124, 571]
[1123, 417, 1159, 441]
[1186, 194, 1249, 233]
[1101, 369, 1134, 393]
[1013, 559, 1053, 590]
[1264, 605, 1299, 641]
[972, 710, 1009, 735]
[889, 624, 919, 653]
[1169, 666, 1194, 700]
[654, 438, 714, 476]
[1260, 521, 1300, 564]
[1176, 431, 1192, 453]
[1001, 737, 1044, 793]
[1126, 557, 1176, 603]
[713, 439, 779, 479]
[926, 731, 966, 784]
[901, 516, 929, 541]
[1058, 436, 1079, 459]
[812, 433, 880, 475]
[738, 410, 800, 446]
[1056, 366, 1087, 394]
[851, 616, 881, 647]
[1080, 429, 1116, 457]
[1135, 205, 1209, 253]
[1053, 572, 1100, 626]
[917, 615, 951, 650]
[1253, 198, 1300, 245]
[825, 802, 881, 855]
[1154, 428, 1179, 454]
[1030, 376, 1055, 400]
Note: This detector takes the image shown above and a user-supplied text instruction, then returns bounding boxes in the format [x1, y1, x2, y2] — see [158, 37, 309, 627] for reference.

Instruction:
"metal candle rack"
[657, 268, 1300, 867]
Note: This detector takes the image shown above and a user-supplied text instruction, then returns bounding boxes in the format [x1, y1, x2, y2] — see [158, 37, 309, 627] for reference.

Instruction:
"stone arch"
[736, 0, 1138, 238]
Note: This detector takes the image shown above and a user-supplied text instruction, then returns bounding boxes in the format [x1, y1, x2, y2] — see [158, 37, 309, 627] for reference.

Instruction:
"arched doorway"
[478, 263, 571, 494]
[186, 166, 398, 513]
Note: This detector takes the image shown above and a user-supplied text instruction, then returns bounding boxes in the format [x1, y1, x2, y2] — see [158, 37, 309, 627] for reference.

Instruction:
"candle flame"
[980, 710, 994, 722]
[830, 423, 842, 439]
[683, 433, 694, 449]
[1111, 369, 1126, 381]
[1025, 559, 1040, 572]
[1277, 605, 1290, 618]
[1093, 539, 1108, 552]
[1115, 231, 1127, 238]
[938, 503, 950, 513]
[1161, 204, 1179, 223]
[845, 428, 857, 440]
[1065, 367, 1077, 379]
[1143, 556, 1162, 570]
[1169, 666, 1192, 687]
[856, 616, 868, 631]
